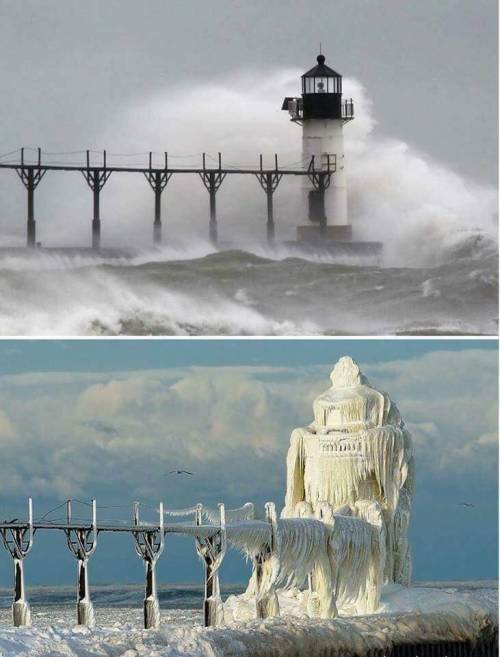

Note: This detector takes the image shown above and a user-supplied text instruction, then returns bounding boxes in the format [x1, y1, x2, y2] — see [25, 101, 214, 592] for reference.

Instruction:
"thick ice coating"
[282, 356, 414, 586]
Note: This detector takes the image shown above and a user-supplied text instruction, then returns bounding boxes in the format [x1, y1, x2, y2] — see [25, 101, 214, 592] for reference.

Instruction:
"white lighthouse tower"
[282, 54, 354, 244]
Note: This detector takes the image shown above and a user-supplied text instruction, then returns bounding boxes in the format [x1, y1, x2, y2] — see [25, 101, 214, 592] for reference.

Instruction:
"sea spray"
[0, 69, 496, 267]
[0, 69, 496, 335]
[0, 248, 496, 335]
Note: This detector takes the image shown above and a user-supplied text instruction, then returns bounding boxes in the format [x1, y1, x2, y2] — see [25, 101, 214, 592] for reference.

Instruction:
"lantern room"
[282, 54, 354, 122]
[302, 54, 343, 120]
[302, 54, 342, 95]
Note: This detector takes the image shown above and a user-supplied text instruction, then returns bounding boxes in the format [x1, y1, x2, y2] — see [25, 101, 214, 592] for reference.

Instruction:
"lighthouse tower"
[282, 54, 354, 243]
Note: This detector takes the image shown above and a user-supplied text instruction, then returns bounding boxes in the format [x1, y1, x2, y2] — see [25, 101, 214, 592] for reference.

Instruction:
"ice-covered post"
[0, 498, 34, 626]
[255, 501, 280, 619]
[64, 499, 97, 626]
[195, 503, 226, 627]
[132, 501, 165, 629]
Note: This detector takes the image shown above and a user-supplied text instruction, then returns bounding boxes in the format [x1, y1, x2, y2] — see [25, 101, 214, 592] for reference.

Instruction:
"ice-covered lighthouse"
[282, 54, 378, 253]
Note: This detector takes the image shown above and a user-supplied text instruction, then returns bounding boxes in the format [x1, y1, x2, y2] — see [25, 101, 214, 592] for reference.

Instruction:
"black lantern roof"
[302, 54, 341, 78]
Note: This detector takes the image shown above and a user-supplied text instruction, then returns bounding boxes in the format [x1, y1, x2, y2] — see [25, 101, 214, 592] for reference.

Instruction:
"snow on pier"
[0, 583, 496, 657]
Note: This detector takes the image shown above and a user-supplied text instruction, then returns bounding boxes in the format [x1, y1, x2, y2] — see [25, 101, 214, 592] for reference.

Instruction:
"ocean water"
[0, 238, 496, 336]
[0, 71, 498, 337]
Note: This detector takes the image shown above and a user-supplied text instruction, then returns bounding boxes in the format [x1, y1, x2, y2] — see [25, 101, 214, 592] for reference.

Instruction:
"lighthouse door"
[308, 189, 326, 224]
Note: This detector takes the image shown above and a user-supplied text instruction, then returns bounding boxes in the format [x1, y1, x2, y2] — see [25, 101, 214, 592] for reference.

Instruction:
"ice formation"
[283, 356, 414, 588]
[214, 357, 414, 621]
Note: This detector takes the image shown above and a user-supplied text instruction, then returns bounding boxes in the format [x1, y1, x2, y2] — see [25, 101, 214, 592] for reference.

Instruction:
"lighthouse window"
[316, 78, 327, 93]
[303, 76, 342, 94]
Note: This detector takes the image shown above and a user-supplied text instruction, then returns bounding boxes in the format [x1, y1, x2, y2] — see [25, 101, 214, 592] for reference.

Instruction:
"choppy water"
[0, 236, 497, 336]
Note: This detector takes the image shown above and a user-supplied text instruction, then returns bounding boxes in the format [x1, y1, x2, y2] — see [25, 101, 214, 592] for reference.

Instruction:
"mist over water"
[0, 69, 497, 335]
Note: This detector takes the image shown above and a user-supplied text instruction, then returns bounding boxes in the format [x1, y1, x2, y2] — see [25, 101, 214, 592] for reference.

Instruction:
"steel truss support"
[64, 499, 97, 626]
[144, 153, 173, 244]
[199, 153, 226, 246]
[254, 502, 280, 619]
[195, 503, 227, 627]
[16, 149, 47, 247]
[133, 502, 165, 629]
[82, 151, 112, 249]
[306, 155, 336, 236]
[0, 498, 34, 626]
[255, 155, 283, 245]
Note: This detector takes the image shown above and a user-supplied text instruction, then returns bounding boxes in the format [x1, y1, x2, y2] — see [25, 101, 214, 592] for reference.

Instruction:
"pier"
[0, 498, 497, 657]
[0, 148, 335, 249]
[0, 497, 234, 630]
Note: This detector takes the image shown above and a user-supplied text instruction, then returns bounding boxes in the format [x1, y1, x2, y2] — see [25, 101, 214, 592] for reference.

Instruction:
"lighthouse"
[282, 54, 355, 244]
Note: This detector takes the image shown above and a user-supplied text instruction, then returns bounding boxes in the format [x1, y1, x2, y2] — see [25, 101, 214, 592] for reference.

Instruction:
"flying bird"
[165, 470, 193, 476]
[460, 503, 475, 508]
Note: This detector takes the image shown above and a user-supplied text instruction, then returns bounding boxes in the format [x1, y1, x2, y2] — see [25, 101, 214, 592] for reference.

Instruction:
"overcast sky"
[0, 0, 497, 183]
[0, 339, 497, 588]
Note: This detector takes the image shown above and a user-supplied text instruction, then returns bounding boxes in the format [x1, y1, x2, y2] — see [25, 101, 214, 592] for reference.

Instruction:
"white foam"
[2, 69, 496, 269]
[0, 263, 318, 335]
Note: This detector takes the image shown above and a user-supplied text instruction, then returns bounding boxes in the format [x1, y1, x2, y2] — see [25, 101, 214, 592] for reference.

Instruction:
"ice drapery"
[283, 356, 414, 587]
[217, 506, 383, 618]
[205, 357, 414, 621]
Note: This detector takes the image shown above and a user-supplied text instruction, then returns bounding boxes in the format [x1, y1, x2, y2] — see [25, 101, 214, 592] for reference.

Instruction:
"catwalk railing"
[0, 148, 337, 248]
[0, 497, 271, 630]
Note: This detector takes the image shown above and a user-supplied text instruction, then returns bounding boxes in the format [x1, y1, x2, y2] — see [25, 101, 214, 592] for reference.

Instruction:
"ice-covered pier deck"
[0, 498, 270, 629]
[1, 500, 497, 657]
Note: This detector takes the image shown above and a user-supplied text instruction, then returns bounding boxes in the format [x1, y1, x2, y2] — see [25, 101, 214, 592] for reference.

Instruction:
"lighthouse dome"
[312, 357, 388, 432]
[301, 53, 342, 100]
[302, 54, 342, 80]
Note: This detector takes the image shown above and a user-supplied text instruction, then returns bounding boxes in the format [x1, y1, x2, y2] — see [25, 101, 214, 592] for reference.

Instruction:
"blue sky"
[0, 339, 497, 589]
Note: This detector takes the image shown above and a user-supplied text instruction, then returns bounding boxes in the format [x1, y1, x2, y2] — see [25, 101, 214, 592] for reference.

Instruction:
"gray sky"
[0, 0, 497, 184]
[0, 340, 497, 586]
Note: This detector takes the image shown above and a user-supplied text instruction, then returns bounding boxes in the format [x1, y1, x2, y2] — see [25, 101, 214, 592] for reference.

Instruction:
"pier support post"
[144, 154, 172, 245]
[199, 153, 226, 247]
[154, 185, 161, 244]
[16, 149, 47, 248]
[307, 156, 332, 237]
[64, 499, 97, 626]
[82, 151, 112, 250]
[195, 503, 227, 627]
[255, 157, 283, 246]
[266, 181, 275, 244]
[254, 502, 280, 619]
[0, 498, 34, 626]
[27, 171, 35, 247]
[92, 182, 101, 250]
[132, 501, 165, 629]
[13, 558, 30, 627]
[317, 174, 327, 238]
[209, 176, 217, 246]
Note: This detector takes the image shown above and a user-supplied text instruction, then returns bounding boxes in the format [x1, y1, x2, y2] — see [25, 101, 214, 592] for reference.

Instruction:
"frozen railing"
[0, 497, 275, 630]
[0, 497, 388, 633]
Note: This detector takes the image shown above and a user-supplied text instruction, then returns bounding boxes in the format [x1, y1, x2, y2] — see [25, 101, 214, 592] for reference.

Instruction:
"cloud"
[363, 350, 498, 473]
[0, 408, 17, 441]
[0, 350, 496, 509]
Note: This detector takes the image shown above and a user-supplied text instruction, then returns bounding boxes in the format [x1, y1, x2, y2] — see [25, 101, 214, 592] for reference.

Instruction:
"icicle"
[203, 502, 255, 524]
